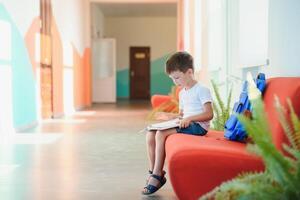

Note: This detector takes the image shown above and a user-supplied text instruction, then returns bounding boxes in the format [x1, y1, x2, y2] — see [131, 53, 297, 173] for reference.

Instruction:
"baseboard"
[117, 97, 129, 100]
[53, 112, 64, 118]
[75, 105, 90, 111]
[15, 121, 38, 133]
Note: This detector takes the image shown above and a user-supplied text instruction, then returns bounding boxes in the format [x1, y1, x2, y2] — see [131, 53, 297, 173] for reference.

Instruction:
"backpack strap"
[256, 73, 266, 92]
[224, 73, 266, 142]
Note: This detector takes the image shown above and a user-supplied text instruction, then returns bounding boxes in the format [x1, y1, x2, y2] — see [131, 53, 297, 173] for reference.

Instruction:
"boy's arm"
[179, 102, 213, 128]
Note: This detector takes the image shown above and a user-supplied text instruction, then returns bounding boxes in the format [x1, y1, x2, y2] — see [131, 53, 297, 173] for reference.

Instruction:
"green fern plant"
[200, 85, 300, 199]
[211, 80, 232, 131]
[147, 86, 179, 120]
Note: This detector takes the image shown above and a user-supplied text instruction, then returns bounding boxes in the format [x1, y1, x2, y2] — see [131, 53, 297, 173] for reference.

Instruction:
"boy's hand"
[179, 118, 191, 128]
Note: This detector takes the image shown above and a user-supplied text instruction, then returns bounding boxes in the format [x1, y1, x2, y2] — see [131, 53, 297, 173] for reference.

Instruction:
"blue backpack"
[224, 73, 266, 142]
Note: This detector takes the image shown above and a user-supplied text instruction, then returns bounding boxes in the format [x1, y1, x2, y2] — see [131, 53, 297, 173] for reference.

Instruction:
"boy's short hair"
[165, 51, 194, 74]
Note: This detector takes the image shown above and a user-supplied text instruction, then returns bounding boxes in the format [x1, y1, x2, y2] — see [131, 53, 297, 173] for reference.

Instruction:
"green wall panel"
[116, 68, 129, 98]
[0, 4, 37, 128]
[150, 53, 174, 95]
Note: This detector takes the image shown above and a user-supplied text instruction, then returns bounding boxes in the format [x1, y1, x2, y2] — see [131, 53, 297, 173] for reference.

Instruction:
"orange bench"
[165, 77, 300, 200]
[150, 86, 181, 108]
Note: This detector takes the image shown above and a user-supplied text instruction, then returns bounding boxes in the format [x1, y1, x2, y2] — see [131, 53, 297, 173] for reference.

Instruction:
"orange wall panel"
[73, 47, 91, 110]
[73, 46, 83, 109]
[177, 0, 184, 51]
[24, 15, 91, 115]
[25, 17, 65, 117]
[52, 20, 64, 116]
[83, 48, 91, 107]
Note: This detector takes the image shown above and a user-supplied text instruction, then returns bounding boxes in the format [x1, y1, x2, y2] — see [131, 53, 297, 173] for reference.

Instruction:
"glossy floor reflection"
[0, 100, 178, 200]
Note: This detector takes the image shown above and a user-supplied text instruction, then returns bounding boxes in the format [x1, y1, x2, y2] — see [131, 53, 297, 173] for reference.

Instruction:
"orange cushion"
[263, 77, 300, 151]
[166, 132, 264, 200]
[151, 95, 172, 108]
[151, 87, 181, 108]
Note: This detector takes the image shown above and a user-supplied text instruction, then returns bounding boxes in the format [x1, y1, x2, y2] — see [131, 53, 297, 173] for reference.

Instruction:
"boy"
[142, 51, 214, 195]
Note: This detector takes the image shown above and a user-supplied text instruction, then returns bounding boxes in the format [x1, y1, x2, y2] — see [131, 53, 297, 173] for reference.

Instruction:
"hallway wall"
[52, 0, 91, 111]
[228, 0, 300, 101]
[0, 2, 38, 129]
[116, 54, 174, 97]
[0, 0, 91, 131]
[196, 0, 300, 105]
[105, 16, 177, 98]
[262, 0, 300, 77]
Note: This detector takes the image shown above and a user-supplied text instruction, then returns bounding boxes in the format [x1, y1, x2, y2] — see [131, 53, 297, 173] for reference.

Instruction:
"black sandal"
[145, 170, 166, 186]
[142, 174, 167, 195]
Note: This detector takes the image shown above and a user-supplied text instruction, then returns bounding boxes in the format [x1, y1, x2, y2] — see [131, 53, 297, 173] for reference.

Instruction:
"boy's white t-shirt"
[179, 82, 213, 131]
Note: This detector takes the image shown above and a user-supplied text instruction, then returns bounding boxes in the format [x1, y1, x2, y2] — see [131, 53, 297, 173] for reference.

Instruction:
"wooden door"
[40, 0, 53, 118]
[129, 47, 150, 99]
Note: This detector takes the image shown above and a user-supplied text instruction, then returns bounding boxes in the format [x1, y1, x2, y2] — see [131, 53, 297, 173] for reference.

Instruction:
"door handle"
[131, 71, 135, 77]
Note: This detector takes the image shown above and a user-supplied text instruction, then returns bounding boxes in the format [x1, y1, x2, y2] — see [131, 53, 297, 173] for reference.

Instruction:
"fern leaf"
[238, 98, 295, 188]
[226, 85, 233, 115]
[212, 102, 223, 130]
[201, 172, 275, 200]
[275, 96, 298, 151]
[246, 144, 262, 156]
[210, 80, 232, 131]
[287, 99, 300, 150]
[203, 89, 300, 200]
[147, 100, 177, 120]
[211, 80, 225, 115]
[147, 86, 179, 120]
[282, 144, 299, 164]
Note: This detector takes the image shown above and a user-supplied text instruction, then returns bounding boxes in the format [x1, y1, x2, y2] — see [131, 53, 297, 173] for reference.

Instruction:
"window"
[238, 0, 269, 68]
[0, 20, 11, 61]
[207, 0, 226, 71]
[0, 19, 14, 135]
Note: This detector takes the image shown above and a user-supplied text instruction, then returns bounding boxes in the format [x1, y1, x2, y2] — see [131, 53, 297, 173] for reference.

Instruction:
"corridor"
[0, 100, 177, 200]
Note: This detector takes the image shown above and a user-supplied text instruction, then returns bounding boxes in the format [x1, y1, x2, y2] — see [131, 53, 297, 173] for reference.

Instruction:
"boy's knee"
[146, 131, 155, 144]
[155, 131, 167, 141]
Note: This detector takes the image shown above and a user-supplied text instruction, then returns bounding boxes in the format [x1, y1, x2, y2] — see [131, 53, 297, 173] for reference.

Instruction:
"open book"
[141, 118, 180, 132]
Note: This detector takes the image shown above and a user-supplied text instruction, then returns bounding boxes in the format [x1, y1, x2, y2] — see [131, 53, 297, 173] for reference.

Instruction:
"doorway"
[129, 47, 150, 100]
[40, 0, 53, 118]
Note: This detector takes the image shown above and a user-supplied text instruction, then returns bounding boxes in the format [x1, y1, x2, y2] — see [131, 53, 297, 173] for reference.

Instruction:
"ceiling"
[95, 3, 177, 17]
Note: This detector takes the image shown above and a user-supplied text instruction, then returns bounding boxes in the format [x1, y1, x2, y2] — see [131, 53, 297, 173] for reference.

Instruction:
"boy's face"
[168, 69, 193, 87]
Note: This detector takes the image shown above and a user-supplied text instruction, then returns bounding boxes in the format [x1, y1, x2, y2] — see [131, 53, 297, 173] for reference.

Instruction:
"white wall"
[1, 0, 39, 35]
[105, 16, 177, 69]
[52, 0, 89, 54]
[0, 0, 90, 64]
[222, 0, 300, 105]
[227, 0, 300, 79]
[91, 4, 105, 39]
[261, 0, 300, 77]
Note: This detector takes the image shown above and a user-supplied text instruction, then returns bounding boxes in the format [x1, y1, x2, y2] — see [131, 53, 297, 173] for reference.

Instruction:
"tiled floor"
[0, 100, 178, 200]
